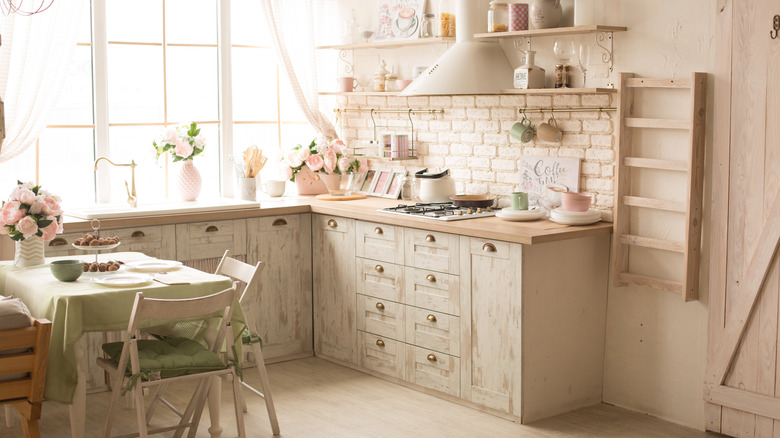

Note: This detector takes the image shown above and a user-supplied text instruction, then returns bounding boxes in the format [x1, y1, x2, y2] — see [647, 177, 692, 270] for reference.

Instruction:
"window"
[0, 0, 316, 208]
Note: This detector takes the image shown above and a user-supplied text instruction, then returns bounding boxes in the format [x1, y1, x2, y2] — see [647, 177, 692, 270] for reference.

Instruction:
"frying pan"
[449, 195, 496, 208]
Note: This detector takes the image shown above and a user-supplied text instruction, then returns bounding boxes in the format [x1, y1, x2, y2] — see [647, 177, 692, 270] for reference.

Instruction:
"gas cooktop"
[378, 203, 497, 221]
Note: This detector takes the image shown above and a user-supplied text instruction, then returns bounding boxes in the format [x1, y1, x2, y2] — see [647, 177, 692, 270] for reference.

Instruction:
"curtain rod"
[333, 109, 445, 114]
[520, 107, 616, 114]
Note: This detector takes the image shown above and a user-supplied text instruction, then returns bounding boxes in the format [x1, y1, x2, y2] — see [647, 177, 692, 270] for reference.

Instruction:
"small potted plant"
[0, 181, 64, 267]
[153, 121, 206, 201]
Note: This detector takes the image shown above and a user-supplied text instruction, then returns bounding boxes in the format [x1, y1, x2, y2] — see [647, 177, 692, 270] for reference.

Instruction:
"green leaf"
[37, 219, 53, 228]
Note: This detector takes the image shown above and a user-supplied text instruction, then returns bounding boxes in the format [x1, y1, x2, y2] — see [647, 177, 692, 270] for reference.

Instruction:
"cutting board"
[315, 193, 368, 201]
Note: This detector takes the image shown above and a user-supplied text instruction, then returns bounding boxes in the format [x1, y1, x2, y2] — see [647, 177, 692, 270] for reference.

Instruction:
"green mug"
[511, 192, 529, 210]
[510, 116, 534, 143]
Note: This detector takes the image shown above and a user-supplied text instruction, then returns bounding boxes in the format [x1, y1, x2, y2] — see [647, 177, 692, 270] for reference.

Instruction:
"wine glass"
[553, 38, 576, 64]
[356, 72, 372, 92]
[578, 43, 592, 87]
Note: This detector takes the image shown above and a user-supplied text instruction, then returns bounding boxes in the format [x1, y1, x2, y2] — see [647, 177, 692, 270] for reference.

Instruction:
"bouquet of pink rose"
[152, 121, 206, 162]
[283, 138, 367, 182]
[0, 181, 63, 242]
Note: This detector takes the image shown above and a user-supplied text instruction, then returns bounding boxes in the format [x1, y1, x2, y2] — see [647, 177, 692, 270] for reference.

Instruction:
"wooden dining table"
[0, 251, 242, 438]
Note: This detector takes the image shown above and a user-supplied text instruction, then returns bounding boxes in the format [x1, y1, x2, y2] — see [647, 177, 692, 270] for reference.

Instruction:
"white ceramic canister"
[529, 0, 563, 29]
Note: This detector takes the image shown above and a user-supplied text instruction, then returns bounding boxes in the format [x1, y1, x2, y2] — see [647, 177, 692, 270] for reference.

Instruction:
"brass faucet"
[94, 157, 137, 208]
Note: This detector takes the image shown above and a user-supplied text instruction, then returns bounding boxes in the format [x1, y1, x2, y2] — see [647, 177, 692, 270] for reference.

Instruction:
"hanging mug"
[510, 115, 534, 143]
[537, 118, 563, 142]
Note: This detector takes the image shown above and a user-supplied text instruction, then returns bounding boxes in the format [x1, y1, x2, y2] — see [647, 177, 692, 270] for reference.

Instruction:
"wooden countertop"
[63, 196, 613, 245]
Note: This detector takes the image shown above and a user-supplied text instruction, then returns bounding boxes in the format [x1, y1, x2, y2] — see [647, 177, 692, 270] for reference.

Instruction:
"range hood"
[401, 0, 513, 96]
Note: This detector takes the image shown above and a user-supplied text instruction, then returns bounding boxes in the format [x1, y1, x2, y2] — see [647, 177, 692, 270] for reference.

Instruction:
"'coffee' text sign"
[518, 156, 581, 207]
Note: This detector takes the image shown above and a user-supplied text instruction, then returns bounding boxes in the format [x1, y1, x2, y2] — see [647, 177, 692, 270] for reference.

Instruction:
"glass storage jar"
[488, 1, 509, 33]
[438, 0, 455, 37]
[420, 13, 435, 38]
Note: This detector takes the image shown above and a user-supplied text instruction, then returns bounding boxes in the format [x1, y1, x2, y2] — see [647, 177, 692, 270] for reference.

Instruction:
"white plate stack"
[549, 208, 602, 225]
[495, 206, 546, 222]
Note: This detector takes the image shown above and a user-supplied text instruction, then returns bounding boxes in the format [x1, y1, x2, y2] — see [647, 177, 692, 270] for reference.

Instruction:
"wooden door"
[246, 214, 313, 362]
[706, 1, 780, 435]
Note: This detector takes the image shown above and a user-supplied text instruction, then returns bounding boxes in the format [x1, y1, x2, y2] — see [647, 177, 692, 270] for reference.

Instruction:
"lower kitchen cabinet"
[247, 214, 313, 362]
[312, 214, 357, 364]
[45, 224, 176, 260]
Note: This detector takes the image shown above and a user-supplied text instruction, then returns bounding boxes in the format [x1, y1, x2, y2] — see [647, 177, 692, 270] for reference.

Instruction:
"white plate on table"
[550, 208, 602, 225]
[126, 260, 183, 273]
[496, 207, 545, 222]
[93, 273, 152, 287]
[72, 242, 121, 251]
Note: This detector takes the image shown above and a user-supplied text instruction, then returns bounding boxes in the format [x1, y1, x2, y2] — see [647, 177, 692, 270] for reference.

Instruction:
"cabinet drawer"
[313, 215, 350, 234]
[405, 307, 460, 356]
[47, 225, 172, 259]
[404, 267, 460, 316]
[357, 294, 405, 342]
[406, 345, 460, 397]
[469, 238, 511, 260]
[405, 229, 459, 274]
[176, 220, 246, 261]
[356, 258, 403, 302]
[249, 214, 300, 231]
[355, 221, 403, 264]
[359, 331, 405, 380]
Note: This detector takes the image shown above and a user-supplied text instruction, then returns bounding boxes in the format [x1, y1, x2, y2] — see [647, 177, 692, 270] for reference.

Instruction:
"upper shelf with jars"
[473, 24, 627, 40]
[315, 36, 456, 51]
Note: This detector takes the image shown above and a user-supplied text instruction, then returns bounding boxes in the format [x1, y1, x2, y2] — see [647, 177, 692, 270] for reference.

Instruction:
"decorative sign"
[518, 156, 581, 208]
[374, 0, 427, 41]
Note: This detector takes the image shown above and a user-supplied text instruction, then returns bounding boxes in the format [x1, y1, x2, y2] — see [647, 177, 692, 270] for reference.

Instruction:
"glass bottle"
[488, 1, 509, 33]
[513, 51, 545, 89]
[343, 9, 360, 44]
[438, 0, 455, 37]
[400, 172, 413, 200]
[420, 14, 435, 38]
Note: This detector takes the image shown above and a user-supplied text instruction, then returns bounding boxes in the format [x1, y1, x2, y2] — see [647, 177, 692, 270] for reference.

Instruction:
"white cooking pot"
[415, 169, 456, 203]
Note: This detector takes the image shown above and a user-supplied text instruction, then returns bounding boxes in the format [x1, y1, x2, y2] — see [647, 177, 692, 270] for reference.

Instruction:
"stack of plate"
[550, 208, 602, 225]
[495, 207, 545, 222]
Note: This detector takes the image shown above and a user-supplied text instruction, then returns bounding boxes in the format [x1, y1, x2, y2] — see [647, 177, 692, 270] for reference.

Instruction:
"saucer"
[496, 207, 545, 222]
[550, 208, 602, 225]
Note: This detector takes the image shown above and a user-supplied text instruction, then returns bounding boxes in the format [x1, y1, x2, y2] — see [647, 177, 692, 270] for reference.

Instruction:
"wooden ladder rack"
[611, 72, 707, 301]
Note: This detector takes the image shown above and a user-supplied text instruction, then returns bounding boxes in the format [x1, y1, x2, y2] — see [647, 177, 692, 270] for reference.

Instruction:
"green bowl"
[50, 260, 83, 282]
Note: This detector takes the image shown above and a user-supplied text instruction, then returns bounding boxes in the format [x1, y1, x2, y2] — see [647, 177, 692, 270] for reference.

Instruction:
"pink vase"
[178, 160, 202, 201]
[294, 166, 328, 195]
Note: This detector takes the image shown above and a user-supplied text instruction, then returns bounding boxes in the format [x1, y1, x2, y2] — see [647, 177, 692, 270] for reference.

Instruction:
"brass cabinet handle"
[427, 314, 437, 322]
[426, 274, 436, 282]
[376, 302, 385, 310]
[327, 219, 338, 228]
[375, 264, 384, 273]
[425, 234, 436, 243]
[49, 237, 67, 247]
[272, 218, 287, 226]
[206, 225, 219, 232]
[482, 243, 497, 252]
[376, 339, 385, 347]
[374, 226, 383, 234]
[131, 230, 145, 238]
[427, 353, 437, 362]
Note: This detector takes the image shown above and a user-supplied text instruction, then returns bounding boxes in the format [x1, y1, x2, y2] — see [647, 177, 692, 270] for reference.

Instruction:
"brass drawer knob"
[376, 339, 385, 347]
[49, 237, 67, 247]
[375, 264, 384, 273]
[482, 243, 497, 252]
[131, 230, 145, 238]
[426, 274, 436, 282]
[327, 219, 338, 228]
[206, 225, 219, 232]
[427, 353, 437, 362]
[374, 226, 383, 234]
[427, 314, 437, 322]
[272, 218, 287, 226]
[425, 234, 436, 243]
[376, 302, 385, 310]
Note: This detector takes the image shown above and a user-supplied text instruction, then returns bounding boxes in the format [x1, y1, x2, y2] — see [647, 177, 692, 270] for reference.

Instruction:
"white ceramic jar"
[530, 0, 563, 29]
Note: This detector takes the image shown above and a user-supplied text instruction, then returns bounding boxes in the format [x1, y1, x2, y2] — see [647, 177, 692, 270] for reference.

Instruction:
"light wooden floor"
[3, 357, 717, 437]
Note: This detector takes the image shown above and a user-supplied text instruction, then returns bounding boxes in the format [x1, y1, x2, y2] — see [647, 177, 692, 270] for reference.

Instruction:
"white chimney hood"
[401, 0, 513, 96]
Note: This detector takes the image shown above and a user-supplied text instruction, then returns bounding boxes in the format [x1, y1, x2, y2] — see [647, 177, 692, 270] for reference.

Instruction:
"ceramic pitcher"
[530, 0, 563, 29]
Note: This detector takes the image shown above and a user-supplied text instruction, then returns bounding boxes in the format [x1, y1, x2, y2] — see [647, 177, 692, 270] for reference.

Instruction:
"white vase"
[14, 237, 45, 268]
[178, 160, 202, 201]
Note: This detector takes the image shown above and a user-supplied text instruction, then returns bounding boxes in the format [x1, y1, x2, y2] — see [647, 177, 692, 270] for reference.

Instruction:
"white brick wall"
[338, 93, 617, 217]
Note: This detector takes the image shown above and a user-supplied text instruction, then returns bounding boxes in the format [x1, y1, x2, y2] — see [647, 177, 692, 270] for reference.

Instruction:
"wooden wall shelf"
[316, 37, 456, 51]
[320, 89, 616, 97]
[473, 25, 627, 40]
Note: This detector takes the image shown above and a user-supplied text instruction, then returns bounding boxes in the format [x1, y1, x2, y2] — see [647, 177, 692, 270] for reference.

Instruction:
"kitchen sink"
[65, 198, 261, 220]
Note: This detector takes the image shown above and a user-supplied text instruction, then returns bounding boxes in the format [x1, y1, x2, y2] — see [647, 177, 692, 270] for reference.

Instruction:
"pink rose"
[337, 157, 350, 174]
[29, 196, 46, 215]
[42, 196, 62, 216]
[286, 152, 303, 168]
[323, 149, 337, 174]
[330, 139, 346, 155]
[17, 188, 35, 205]
[40, 217, 60, 241]
[1, 201, 25, 225]
[282, 166, 293, 180]
[16, 216, 38, 239]
[305, 154, 324, 172]
[163, 127, 178, 145]
[174, 139, 193, 158]
[297, 147, 310, 161]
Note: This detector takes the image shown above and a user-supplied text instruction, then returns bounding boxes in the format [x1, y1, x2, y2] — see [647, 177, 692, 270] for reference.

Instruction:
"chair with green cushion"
[97, 283, 245, 438]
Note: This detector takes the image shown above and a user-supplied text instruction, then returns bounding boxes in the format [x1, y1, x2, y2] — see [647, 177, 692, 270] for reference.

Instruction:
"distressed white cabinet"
[45, 225, 176, 260]
[312, 214, 357, 364]
[460, 235, 610, 423]
[246, 214, 312, 362]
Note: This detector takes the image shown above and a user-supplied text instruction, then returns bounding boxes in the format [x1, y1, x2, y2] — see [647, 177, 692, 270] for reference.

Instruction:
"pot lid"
[415, 168, 450, 179]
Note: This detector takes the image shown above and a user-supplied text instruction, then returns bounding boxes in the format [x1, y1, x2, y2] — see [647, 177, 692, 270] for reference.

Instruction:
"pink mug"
[337, 76, 358, 93]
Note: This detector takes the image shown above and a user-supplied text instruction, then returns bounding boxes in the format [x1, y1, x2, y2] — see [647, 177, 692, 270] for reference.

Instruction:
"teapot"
[530, 0, 563, 29]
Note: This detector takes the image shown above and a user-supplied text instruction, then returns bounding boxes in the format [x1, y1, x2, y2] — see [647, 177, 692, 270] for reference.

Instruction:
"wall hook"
[772, 15, 780, 39]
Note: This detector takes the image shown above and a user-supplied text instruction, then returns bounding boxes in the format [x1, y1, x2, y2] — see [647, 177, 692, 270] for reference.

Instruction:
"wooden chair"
[97, 284, 245, 438]
[145, 250, 280, 436]
[0, 318, 52, 438]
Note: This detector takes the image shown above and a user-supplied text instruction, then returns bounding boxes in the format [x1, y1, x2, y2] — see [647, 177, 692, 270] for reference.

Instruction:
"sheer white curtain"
[260, 0, 338, 141]
[0, 3, 84, 162]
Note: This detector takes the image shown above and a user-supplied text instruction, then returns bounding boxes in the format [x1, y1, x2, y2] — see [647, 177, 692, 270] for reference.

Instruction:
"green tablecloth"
[0, 252, 238, 404]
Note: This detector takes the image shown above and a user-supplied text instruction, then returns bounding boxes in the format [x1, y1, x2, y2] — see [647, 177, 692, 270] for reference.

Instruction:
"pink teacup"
[560, 191, 592, 212]
[337, 76, 357, 93]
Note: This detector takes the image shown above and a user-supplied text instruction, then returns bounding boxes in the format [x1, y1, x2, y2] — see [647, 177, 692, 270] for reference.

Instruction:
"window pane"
[49, 46, 94, 125]
[166, 46, 219, 123]
[281, 123, 317, 153]
[232, 48, 278, 122]
[231, 0, 271, 47]
[106, 0, 163, 43]
[38, 128, 96, 208]
[233, 123, 287, 181]
[0, 147, 36, 196]
[108, 126, 167, 204]
[108, 45, 165, 123]
[279, 74, 307, 122]
[166, 0, 218, 45]
[76, 1, 92, 44]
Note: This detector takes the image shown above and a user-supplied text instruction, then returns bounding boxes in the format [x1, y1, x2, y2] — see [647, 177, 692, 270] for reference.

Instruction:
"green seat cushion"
[241, 328, 262, 347]
[102, 337, 227, 379]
